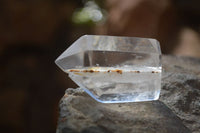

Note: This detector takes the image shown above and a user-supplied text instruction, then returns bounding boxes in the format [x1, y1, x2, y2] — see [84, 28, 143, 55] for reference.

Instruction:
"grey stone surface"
[160, 55, 200, 133]
[57, 55, 200, 133]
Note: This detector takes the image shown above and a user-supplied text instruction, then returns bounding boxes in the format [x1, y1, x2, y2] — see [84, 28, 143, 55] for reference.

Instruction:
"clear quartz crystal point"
[55, 35, 162, 103]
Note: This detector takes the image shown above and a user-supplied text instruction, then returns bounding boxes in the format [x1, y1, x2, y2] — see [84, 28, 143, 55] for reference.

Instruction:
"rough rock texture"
[57, 88, 190, 133]
[57, 55, 200, 133]
[160, 55, 200, 133]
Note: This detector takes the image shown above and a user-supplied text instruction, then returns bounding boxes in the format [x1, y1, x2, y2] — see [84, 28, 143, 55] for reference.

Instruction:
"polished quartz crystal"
[55, 35, 162, 103]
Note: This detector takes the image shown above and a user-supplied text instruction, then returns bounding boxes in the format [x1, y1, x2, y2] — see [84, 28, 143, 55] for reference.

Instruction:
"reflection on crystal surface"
[55, 35, 162, 103]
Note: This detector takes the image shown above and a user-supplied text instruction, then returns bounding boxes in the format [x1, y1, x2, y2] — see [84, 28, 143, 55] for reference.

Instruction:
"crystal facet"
[55, 35, 162, 103]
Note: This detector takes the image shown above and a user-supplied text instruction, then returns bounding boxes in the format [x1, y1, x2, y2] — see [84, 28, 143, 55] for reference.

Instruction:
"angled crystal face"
[55, 35, 162, 103]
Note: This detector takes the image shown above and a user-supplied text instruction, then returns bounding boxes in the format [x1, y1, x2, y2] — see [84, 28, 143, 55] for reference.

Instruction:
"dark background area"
[0, 0, 200, 133]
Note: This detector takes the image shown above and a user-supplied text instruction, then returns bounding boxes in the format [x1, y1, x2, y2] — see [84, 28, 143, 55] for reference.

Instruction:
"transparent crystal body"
[55, 35, 162, 103]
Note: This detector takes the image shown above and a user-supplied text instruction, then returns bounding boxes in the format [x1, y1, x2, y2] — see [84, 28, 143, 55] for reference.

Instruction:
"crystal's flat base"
[67, 67, 161, 103]
[84, 89, 160, 103]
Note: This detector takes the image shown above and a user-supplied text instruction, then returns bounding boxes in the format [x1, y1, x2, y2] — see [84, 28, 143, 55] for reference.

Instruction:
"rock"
[160, 55, 200, 133]
[57, 89, 190, 133]
[57, 55, 200, 133]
